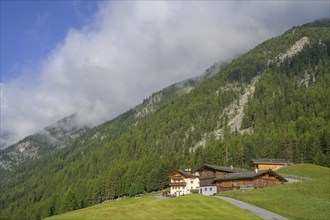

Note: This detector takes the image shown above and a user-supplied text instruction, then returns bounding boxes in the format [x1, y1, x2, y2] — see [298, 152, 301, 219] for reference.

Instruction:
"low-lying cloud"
[1, 1, 328, 148]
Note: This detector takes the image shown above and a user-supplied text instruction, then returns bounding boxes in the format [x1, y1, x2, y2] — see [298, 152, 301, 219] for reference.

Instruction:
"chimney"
[230, 165, 233, 169]
[255, 168, 258, 173]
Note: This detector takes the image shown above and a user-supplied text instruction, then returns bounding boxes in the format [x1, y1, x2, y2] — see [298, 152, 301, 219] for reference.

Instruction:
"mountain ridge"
[0, 113, 90, 172]
[0, 61, 226, 173]
[1, 20, 329, 220]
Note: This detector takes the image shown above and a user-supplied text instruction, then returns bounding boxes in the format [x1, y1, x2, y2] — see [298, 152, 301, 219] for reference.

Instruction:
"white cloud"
[1, 1, 328, 148]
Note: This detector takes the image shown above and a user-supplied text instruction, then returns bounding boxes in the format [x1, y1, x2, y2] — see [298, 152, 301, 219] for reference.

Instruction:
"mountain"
[0, 61, 225, 175]
[133, 61, 226, 120]
[0, 113, 90, 172]
[1, 20, 329, 220]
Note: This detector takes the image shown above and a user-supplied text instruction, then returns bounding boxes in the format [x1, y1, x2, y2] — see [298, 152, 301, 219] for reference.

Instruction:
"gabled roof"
[252, 159, 293, 165]
[169, 170, 195, 178]
[213, 170, 287, 182]
[196, 164, 247, 173]
[178, 170, 195, 178]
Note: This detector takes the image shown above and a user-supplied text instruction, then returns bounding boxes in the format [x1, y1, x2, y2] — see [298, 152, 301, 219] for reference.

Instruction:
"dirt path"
[215, 196, 288, 220]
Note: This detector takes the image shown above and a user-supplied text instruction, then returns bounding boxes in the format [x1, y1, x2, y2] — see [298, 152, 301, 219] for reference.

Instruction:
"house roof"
[196, 164, 247, 173]
[169, 170, 195, 178]
[178, 170, 195, 178]
[252, 159, 294, 165]
[213, 170, 287, 182]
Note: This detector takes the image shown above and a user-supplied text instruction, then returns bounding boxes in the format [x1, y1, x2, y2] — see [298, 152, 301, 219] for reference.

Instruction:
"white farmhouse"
[169, 169, 199, 196]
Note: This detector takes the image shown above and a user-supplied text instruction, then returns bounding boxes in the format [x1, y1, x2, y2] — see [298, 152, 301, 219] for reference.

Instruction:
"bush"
[191, 189, 199, 194]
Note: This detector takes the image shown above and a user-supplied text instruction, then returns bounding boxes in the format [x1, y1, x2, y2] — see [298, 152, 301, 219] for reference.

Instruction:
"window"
[191, 180, 193, 184]
[210, 187, 212, 191]
[205, 188, 207, 191]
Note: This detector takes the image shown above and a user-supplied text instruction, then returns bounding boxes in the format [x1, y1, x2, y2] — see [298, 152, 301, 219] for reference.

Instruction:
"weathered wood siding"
[170, 172, 185, 180]
[257, 164, 284, 170]
[253, 176, 282, 188]
[216, 175, 283, 191]
[199, 169, 230, 186]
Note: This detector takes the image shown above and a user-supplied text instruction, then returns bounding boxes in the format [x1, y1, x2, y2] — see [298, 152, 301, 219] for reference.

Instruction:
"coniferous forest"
[0, 21, 329, 220]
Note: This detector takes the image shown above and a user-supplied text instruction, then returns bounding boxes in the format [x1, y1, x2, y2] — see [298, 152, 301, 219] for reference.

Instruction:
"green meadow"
[46, 164, 329, 220]
[220, 164, 330, 220]
[47, 194, 260, 220]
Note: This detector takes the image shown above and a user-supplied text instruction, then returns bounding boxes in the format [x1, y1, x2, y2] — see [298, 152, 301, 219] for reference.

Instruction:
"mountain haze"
[0, 114, 89, 172]
[0, 61, 225, 173]
[1, 20, 329, 220]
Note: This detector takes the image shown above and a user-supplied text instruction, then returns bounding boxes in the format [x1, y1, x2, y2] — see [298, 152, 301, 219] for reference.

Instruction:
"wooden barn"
[252, 159, 293, 171]
[213, 169, 287, 192]
[196, 164, 247, 195]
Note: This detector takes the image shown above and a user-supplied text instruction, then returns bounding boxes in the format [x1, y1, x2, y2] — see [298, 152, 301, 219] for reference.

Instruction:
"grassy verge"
[47, 194, 261, 219]
[219, 164, 330, 220]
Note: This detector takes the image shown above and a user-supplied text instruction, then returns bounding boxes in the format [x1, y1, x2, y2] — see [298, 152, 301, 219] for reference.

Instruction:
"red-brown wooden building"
[213, 169, 287, 192]
[252, 159, 293, 171]
[196, 164, 247, 195]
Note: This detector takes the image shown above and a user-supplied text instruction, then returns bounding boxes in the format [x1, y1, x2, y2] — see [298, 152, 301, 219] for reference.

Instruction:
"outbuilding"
[252, 159, 293, 171]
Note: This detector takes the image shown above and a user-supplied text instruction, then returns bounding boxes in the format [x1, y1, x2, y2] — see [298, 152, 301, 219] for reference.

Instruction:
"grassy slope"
[220, 164, 330, 220]
[277, 163, 329, 179]
[47, 194, 261, 220]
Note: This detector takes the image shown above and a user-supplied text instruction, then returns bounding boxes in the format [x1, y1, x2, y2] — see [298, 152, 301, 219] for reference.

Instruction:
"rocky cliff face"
[1, 20, 329, 220]
[0, 62, 227, 173]
[134, 61, 227, 119]
[0, 113, 89, 171]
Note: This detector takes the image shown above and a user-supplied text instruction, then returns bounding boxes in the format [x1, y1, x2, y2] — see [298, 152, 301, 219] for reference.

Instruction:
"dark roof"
[213, 170, 287, 182]
[177, 170, 195, 178]
[252, 159, 293, 164]
[196, 164, 247, 173]
[169, 170, 195, 178]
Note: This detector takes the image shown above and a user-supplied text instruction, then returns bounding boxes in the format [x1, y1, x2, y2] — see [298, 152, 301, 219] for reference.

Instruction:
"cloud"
[1, 1, 328, 148]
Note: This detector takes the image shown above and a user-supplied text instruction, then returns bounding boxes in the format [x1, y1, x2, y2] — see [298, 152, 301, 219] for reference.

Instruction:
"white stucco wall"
[199, 185, 217, 196]
[185, 177, 200, 194]
[170, 177, 200, 196]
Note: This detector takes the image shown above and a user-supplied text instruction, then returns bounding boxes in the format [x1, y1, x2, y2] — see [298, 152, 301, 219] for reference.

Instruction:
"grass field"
[47, 194, 261, 219]
[220, 164, 330, 220]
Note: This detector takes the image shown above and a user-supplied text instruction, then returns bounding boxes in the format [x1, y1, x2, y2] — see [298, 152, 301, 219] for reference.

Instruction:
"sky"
[1, 0, 329, 149]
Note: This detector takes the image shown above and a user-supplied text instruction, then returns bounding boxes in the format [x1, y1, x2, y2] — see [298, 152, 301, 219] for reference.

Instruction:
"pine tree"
[61, 188, 78, 213]
[129, 183, 137, 197]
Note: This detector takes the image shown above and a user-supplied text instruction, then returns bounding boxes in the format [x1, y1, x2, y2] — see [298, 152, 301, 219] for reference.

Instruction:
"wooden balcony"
[170, 182, 186, 186]
[171, 176, 184, 180]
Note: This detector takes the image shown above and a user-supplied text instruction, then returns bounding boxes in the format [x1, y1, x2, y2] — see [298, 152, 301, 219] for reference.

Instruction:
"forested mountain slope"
[0, 61, 224, 176]
[1, 20, 329, 220]
[0, 114, 90, 173]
